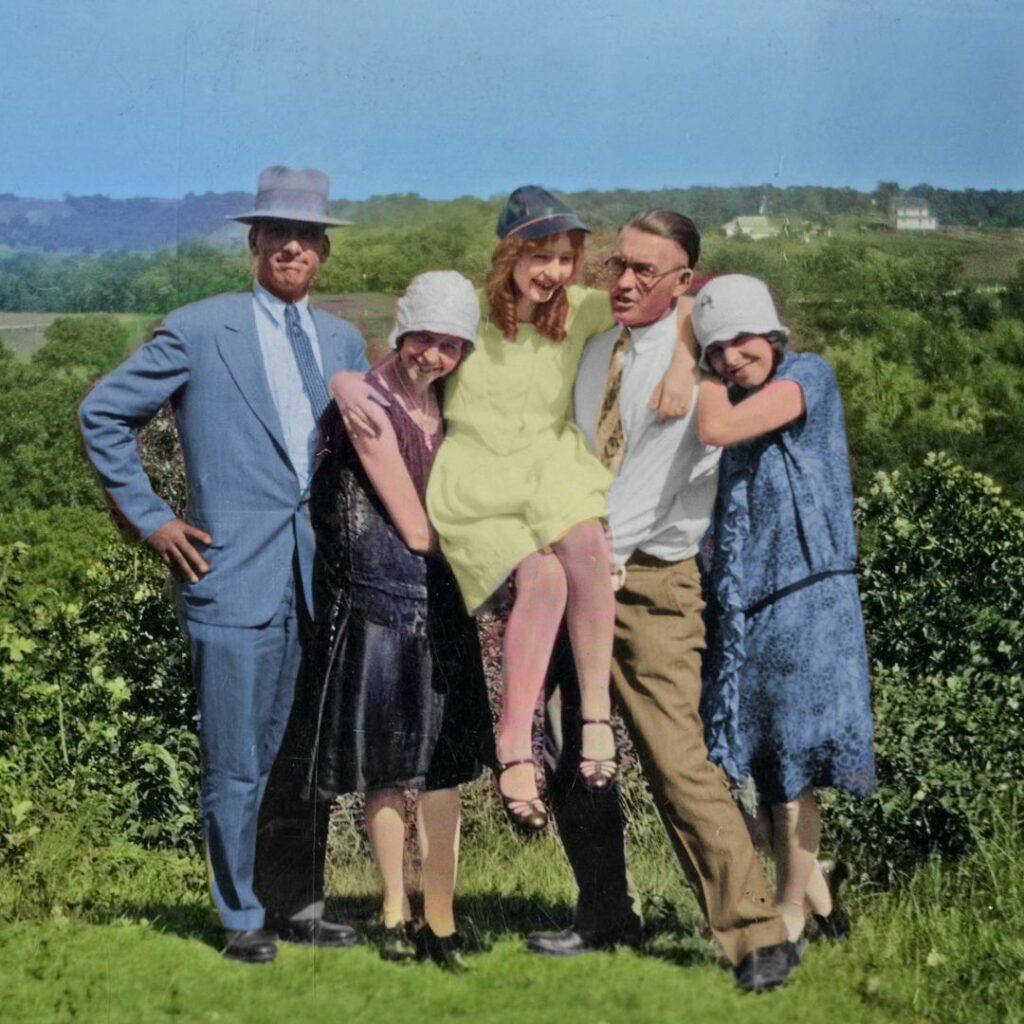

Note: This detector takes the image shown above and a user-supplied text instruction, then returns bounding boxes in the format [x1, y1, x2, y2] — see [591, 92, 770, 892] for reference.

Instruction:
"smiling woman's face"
[511, 233, 577, 308]
[397, 331, 467, 387]
[706, 334, 778, 389]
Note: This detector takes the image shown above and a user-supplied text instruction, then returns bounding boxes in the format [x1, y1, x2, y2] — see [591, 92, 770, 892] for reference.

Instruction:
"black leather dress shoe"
[222, 929, 277, 964]
[732, 940, 798, 992]
[526, 927, 642, 958]
[269, 917, 361, 948]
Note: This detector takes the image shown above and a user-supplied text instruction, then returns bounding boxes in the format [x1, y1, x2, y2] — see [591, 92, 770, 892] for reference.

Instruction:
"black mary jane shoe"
[579, 718, 619, 791]
[811, 859, 851, 941]
[222, 929, 277, 964]
[495, 758, 548, 834]
[378, 920, 418, 962]
[415, 924, 469, 973]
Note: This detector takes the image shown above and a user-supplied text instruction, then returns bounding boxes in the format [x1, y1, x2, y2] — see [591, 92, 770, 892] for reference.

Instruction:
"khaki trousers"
[612, 552, 784, 961]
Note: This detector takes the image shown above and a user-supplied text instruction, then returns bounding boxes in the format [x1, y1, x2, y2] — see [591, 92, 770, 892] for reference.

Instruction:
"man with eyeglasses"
[528, 210, 796, 992]
[80, 166, 369, 964]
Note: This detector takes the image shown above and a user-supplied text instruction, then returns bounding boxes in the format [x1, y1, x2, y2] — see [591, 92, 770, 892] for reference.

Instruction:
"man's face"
[607, 227, 692, 327]
[250, 219, 328, 303]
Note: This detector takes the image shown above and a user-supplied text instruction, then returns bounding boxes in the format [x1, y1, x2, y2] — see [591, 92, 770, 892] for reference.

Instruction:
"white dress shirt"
[252, 281, 324, 495]
[574, 308, 721, 567]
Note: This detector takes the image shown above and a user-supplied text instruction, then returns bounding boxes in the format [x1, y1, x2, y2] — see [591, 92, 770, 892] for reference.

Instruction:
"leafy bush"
[1, 538, 197, 862]
[0, 507, 119, 604]
[823, 454, 1024, 880]
[32, 314, 131, 375]
[0, 357, 105, 513]
[1002, 258, 1024, 320]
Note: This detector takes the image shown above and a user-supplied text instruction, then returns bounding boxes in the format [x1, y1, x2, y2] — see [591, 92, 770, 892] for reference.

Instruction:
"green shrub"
[1, 539, 197, 862]
[0, 356, 106, 513]
[823, 454, 1024, 880]
[0, 508, 119, 604]
[32, 315, 131, 375]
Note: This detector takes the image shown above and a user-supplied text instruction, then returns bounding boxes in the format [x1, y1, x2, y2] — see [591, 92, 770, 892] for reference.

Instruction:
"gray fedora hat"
[228, 165, 352, 226]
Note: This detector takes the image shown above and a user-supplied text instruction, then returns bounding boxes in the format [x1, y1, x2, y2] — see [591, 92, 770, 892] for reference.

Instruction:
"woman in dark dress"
[306, 271, 492, 969]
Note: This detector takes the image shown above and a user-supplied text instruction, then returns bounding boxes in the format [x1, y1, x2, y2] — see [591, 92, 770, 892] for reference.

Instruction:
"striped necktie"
[594, 326, 630, 472]
[285, 303, 331, 423]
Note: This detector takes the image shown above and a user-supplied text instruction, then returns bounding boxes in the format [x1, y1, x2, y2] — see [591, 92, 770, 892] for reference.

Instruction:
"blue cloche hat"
[228, 165, 352, 226]
[496, 185, 590, 241]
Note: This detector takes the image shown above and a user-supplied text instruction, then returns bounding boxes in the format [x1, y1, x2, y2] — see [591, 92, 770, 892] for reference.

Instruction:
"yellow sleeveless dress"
[426, 286, 615, 614]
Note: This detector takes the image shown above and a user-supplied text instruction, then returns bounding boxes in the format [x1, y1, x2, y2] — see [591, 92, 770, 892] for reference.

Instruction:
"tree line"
[4, 181, 1024, 253]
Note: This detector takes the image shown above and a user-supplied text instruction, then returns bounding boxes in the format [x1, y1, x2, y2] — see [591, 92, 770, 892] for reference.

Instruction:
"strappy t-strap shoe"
[811, 859, 851, 941]
[580, 718, 619, 791]
[495, 757, 548, 833]
[415, 924, 470, 972]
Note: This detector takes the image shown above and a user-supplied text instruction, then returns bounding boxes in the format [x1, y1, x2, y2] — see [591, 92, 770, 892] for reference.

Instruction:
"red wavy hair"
[485, 230, 586, 342]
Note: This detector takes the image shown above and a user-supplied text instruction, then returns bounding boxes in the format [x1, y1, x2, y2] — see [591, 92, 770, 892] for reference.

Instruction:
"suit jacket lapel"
[312, 309, 349, 381]
[215, 292, 289, 457]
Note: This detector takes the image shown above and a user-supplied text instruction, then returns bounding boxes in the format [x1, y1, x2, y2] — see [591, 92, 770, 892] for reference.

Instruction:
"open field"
[0, 312, 156, 359]
[315, 292, 395, 361]
[864, 227, 1024, 283]
[0, 299, 394, 364]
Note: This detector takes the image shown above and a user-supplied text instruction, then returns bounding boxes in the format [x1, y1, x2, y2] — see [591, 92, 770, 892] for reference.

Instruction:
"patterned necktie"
[285, 303, 331, 423]
[594, 326, 631, 472]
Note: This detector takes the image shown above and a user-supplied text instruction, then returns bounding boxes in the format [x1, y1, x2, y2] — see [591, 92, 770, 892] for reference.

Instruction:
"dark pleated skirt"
[306, 593, 493, 799]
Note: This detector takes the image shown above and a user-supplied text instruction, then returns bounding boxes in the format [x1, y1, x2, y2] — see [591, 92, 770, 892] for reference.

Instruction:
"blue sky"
[2, 0, 1021, 200]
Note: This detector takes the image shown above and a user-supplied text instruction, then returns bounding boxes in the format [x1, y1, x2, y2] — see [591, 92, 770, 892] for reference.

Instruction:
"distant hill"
[3, 183, 1024, 252]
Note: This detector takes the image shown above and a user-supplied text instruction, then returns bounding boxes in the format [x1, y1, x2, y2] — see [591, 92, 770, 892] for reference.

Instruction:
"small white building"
[891, 197, 938, 231]
[721, 215, 780, 240]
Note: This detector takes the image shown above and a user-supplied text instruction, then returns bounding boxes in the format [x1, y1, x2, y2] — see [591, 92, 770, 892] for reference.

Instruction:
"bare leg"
[417, 787, 461, 937]
[550, 520, 616, 773]
[771, 789, 822, 942]
[366, 788, 410, 927]
[804, 859, 832, 917]
[497, 550, 568, 804]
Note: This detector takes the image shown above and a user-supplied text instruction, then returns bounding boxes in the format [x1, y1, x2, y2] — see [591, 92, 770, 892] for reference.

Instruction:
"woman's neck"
[515, 294, 538, 324]
[385, 355, 436, 417]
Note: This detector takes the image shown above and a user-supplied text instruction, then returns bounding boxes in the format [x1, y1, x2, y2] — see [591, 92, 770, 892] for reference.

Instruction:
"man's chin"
[611, 296, 640, 324]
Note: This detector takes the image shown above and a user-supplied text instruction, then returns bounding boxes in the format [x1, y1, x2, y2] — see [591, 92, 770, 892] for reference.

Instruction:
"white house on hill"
[891, 197, 938, 231]
[721, 216, 780, 240]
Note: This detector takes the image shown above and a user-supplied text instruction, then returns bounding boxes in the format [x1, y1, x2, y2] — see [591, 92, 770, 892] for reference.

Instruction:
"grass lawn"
[3, 798, 1021, 1024]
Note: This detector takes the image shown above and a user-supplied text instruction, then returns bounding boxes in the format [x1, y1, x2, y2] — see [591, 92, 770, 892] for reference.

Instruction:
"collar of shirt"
[252, 279, 312, 331]
[622, 307, 675, 360]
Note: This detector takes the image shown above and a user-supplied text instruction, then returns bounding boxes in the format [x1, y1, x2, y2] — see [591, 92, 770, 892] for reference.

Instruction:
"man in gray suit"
[80, 166, 368, 963]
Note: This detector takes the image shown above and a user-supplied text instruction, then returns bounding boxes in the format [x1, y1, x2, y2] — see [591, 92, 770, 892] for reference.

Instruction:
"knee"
[552, 520, 610, 574]
[515, 552, 568, 607]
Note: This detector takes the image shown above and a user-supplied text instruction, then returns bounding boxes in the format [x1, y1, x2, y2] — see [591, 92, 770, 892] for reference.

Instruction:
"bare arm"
[649, 296, 698, 422]
[696, 375, 806, 447]
[329, 369, 391, 440]
[349, 417, 436, 554]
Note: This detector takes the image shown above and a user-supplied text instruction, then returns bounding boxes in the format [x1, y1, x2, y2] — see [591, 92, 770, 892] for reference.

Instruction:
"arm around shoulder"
[650, 296, 698, 421]
[696, 374, 806, 447]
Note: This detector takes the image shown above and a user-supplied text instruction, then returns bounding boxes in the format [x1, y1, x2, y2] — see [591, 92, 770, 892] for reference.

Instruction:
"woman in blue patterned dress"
[693, 274, 876, 945]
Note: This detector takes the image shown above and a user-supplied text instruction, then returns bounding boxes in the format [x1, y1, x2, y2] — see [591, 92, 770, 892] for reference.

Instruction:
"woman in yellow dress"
[336, 187, 692, 831]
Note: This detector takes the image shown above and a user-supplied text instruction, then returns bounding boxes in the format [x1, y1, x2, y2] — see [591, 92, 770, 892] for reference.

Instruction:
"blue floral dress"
[702, 352, 876, 805]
